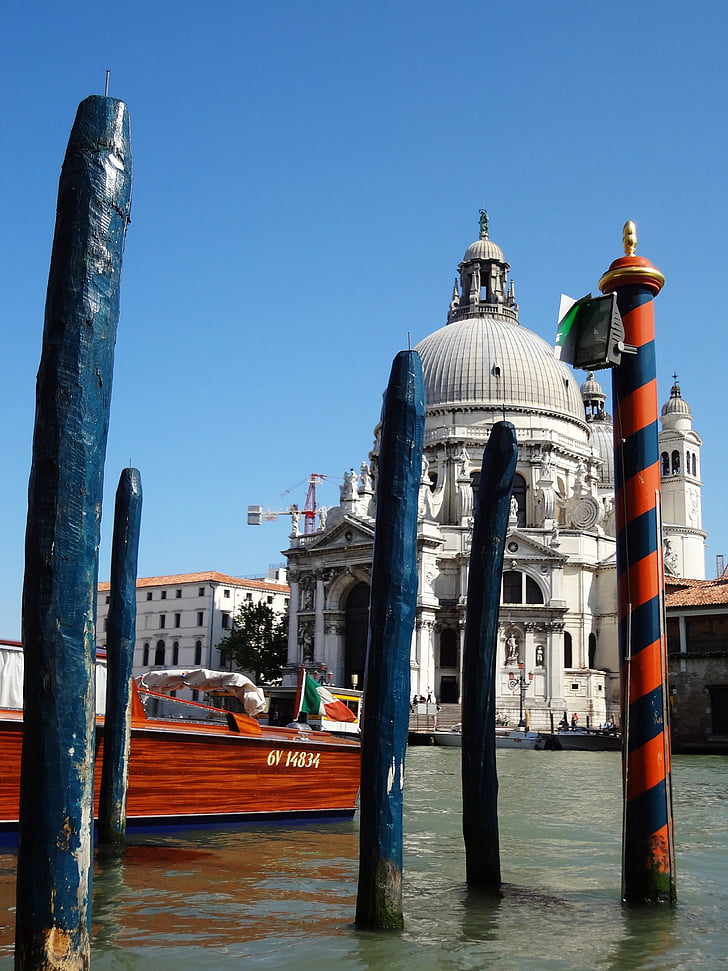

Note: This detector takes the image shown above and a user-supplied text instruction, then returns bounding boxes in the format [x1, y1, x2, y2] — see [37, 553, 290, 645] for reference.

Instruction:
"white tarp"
[0, 643, 107, 714]
[138, 668, 266, 716]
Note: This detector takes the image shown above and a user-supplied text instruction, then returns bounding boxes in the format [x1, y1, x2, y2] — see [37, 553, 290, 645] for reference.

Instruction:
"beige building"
[96, 569, 289, 682]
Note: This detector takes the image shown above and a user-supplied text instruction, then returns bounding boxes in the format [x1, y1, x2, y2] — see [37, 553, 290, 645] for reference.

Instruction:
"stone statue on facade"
[360, 461, 373, 492]
[506, 632, 519, 662]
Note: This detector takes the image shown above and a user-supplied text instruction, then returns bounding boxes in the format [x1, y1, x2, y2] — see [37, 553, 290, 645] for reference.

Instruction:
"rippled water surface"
[2, 750, 727, 969]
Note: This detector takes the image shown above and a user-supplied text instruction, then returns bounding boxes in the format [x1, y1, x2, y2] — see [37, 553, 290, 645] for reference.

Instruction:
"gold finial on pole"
[623, 220, 637, 256]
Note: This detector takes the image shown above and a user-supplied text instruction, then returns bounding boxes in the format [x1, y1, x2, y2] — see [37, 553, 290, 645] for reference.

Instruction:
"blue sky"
[1, 0, 725, 638]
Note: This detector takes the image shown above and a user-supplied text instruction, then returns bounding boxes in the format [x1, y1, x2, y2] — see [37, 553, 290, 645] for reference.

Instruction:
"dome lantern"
[448, 210, 517, 323]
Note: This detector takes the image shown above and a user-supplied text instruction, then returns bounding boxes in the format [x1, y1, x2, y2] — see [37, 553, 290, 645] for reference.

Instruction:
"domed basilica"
[284, 216, 706, 728]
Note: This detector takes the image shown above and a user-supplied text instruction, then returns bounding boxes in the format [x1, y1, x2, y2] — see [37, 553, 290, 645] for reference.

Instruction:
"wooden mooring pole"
[461, 421, 518, 891]
[599, 222, 676, 904]
[98, 468, 143, 850]
[355, 350, 424, 929]
[16, 95, 132, 968]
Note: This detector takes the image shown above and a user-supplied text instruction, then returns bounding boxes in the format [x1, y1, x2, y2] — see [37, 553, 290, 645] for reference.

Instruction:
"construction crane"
[247, 473, 332, 535]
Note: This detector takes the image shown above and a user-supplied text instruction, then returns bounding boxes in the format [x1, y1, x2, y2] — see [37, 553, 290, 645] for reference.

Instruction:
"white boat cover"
[138, 668, 266, 716]
[0, 642, 107, 714]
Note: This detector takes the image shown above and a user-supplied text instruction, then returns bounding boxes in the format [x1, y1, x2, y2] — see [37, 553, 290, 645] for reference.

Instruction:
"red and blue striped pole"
[599, 222, 676, 904]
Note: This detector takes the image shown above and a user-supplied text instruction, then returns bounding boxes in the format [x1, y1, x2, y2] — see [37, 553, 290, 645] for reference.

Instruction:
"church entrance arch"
[344, 582, 370, 690]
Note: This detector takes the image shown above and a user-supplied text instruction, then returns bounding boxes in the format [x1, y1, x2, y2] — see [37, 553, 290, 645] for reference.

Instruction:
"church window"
[502, 571, 544, 605]
[429, 472, 438, 492]
[671, 450, 680, 474]
[588, 632, 597, 668]
[142, 642, 149, 665]
[525, 576, 543, 604]
[172, 641, 179, 665]
[692, 453, 697, 476]
[440, 629, 458, 668]
[154, 640, 165, 665]
[197, 611, 204, 626]
[564, 632, 573, 668]
[661, 452, 670, 476]
[503, 571, 522, 603]
[471, 471, 480, 506]
[511, 474, 527, 527]
[159, 614, 166, 629]
[194, 640, 202, 665]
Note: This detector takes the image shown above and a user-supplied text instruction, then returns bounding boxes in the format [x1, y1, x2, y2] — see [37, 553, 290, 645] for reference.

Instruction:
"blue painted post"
[355, 350, 425, 930]
[461, 421, 518, 890]
[16, 96, 132, 968]
[98, 468, 143, 849]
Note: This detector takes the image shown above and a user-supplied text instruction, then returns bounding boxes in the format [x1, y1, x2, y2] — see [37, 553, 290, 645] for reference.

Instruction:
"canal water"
[1, 749, 727, 969]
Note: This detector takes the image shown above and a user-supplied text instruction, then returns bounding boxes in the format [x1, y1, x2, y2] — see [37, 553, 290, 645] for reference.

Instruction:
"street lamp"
[508, 662, 533, 728]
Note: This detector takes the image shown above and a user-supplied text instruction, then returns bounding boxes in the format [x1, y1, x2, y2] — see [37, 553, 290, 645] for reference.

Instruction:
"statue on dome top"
[479, 208, 489, 239]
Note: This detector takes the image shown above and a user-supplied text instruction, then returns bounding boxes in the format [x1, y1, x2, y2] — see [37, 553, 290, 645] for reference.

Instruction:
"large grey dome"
[415, 314, 585, 422]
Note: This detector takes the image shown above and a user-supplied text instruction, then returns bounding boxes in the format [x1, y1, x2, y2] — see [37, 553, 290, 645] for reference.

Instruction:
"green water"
[1, 750, 727, 969]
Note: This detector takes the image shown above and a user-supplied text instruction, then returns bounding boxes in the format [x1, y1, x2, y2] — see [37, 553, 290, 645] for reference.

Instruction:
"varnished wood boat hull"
[0, 709, 361, 831]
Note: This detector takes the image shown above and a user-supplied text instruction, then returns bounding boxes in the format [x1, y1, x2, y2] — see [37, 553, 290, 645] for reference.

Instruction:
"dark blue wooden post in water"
[98, 468, 143, 849]
[16, 96, 132, 968]
[355, 350, 425, 930]
[461, 421, 518, 890]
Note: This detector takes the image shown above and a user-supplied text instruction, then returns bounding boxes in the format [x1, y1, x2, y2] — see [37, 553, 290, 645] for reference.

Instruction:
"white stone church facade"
[283, 219, 706, 730]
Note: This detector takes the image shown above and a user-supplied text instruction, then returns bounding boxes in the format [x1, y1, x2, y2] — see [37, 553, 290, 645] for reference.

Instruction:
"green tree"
[218, 601, 288, 684]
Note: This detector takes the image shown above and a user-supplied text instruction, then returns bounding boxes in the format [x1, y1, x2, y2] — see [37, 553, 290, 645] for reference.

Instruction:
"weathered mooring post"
[355, 350, 425, 930]
[461, 421, 518, 891]
[16, 95, 132, 968]
[98, 468, 143, 849]
[599, 222, 676, 904]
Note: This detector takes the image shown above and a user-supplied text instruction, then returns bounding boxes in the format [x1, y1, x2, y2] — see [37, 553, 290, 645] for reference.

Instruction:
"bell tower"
[659, 375, 706, 578]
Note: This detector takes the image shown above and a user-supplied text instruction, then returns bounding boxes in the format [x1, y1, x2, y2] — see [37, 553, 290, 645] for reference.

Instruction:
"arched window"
[661, 452, 670, 476]
[502, 571, 544, 605]
[511, 473, 527, 527]
[525, 576, 543, 604]
[440, 629, 457, 668]
[564, 632, 573, 668]
[470, 470, 480, 506]
[588, 632, 597, 668]
[671, 450, 680, 475]
[142, 642, 149, 666]
[195, 640, 202, 665]
[172, 641, 179, 665]
[154, 640, 165, 666]
[692, 453, 697, 477]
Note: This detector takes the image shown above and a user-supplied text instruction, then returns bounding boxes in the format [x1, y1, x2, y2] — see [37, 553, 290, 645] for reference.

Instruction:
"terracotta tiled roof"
[665, 576, 728, 608]
[97, 571, 289, 594]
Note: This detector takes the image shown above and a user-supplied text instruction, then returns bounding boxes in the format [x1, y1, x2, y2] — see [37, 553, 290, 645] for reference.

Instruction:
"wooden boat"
[432, 724, 545, 750]
[0, 653, 361, 834]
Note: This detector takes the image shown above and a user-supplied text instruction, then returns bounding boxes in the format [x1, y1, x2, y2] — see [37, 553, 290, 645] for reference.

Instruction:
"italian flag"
[298, 671, 357, 722]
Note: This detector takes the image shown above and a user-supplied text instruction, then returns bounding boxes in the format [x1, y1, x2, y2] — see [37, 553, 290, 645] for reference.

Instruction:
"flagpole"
[293, 664, 305, 721]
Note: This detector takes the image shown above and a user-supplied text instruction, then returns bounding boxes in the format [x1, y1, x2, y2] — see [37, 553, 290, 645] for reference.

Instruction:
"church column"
[546, 621, 565, 712]
[314, 571, 326, 665]
[287, 572, 300, 667]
